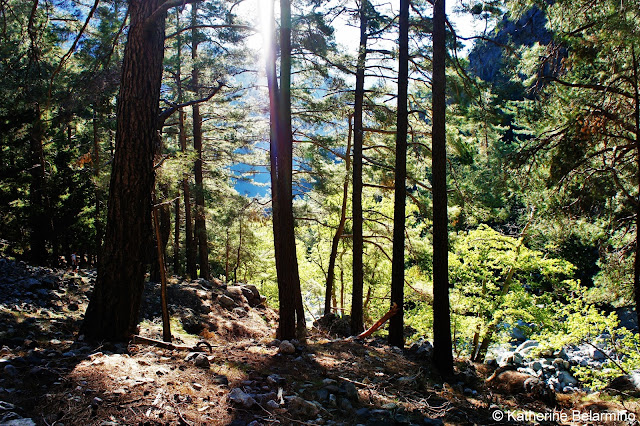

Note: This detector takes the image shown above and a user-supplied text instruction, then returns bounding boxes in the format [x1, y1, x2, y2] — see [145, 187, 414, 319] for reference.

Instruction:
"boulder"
[217, 294, 236, 309]
[279, 340, 296, 355]
[228, 388, 256, 408]
[287, 396, 320, 419]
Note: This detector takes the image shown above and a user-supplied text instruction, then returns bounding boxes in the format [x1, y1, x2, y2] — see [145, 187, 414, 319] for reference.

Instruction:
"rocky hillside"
[0, 257, 638, 425]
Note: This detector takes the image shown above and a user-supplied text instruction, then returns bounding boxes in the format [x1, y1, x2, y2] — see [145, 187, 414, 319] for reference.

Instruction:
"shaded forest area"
[1, 0, 640, 424]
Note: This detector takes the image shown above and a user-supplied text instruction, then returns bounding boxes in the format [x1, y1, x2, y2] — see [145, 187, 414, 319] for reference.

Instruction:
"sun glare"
[257, 0, 274, 68]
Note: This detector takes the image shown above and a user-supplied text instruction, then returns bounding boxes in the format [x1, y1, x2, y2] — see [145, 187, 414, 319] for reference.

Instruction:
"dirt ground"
[0, 260, 637, 425]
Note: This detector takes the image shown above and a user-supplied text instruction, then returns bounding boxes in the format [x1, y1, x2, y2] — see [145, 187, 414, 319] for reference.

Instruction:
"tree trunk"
[152, 191, 172, 342]
[175, 8, 195, 278]
[325, 115, 352, 315]
[351, 0, 368, 335]
[93, 107, 102, 264]
[81, 0, 167, 341]
[191, 3, 209, 280]
[431, 0, 453, 375]
[29, 102, 48, 265]
[271, 0, 306, 340]
[266, 0, 283, 326]
[388, 0, 409, 348]
[173, 8, 183, 276]
[632, 45, 640, 330]
[151, 183, 171, 282]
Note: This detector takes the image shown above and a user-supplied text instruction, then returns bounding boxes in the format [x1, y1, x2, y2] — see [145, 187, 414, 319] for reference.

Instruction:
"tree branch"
[158, 81, 224, 127]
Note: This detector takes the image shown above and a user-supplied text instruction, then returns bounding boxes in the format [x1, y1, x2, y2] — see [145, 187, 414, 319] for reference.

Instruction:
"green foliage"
[533, 280, 640, 389]
[448, 225, 575, 355]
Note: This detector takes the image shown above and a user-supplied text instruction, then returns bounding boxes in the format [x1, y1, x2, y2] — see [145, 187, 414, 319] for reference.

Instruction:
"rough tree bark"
[388, 0, 409, 348]
[92, 107, 102, 263]
[631, 45, 640, 331]
[81, 0, 169, 341]
[351, 0, 368, 335]
[431, 0, 454, 375]
[191, 3, 209, 280]
[267, 0, 306, 340]
[324, 115, 352, 315]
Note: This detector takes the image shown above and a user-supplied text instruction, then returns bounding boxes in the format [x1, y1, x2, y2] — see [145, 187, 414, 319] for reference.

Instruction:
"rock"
[2, 418, 37, 426]
[228, 388, 256, 408]
[287, 396, 320, 419]
[3, 364, 18, 378]
[192, 382, 203, 391]
[232, 307, 248, 318]
[22, 278, 40, 290]
[217, 295, 236, 309]
[279, 340, 296, 355]
[338, 397, 353, 411]
[531, 361, 543, 372]
[244, 284, 262, 306]
[313, 313, 351, 337]
[184, 352, 199, 362]
[68, 303, 79, 311]
[225, 286, 249, 306]
[267, 374, 285, 386]
[422, 418, 445, 425]
[409, 338, 434, 360]
[339, 381, 359, 401]
[315, 388, 329, 401]
[355, 407, 371, 418]
[266, 399, 280, 409]
[616, 306, 638, 331]
[588, 346, 606, 361]
[558, 371, 578, 386]
[181, 308, 204, 334]
[552, 358, 569, 370]
[211, 374, 229, 386]
[510, 321, 528, 341]
[193, 354, 210, 368]
[0, 401, 16, 411]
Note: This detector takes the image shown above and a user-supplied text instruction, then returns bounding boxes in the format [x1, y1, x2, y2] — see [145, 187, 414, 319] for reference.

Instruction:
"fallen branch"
[355, 303, 399, 339]
[131, 335, 213, 352]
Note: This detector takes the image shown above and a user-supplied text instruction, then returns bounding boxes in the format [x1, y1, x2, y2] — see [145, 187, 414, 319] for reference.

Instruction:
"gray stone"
[558, 371, 578, 386]
[315, 388, 329, 401]
[0, 401, 16, 411]
[531, 361, 543, 372]
[339, 381, 358, 401]
[287, 396, 320, 419]
[228, 388, 256, 408]
[588, 346, 606, 361]
[279, 340, 296, 355]
[338, 397, 353, 411]
[193, 354, 210, 368]
[267, 374, 285, 386]
[211, 374, 228, 385]
[266, 399, 279, 409]
[2, 418, 36, 426]
[232, 307, 248, 318]
[218, 295, 236, 309]
[3, 365, 18, 378]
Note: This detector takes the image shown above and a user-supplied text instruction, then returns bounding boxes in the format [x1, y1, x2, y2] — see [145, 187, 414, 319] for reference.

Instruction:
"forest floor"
[0, 257, 637, 425]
